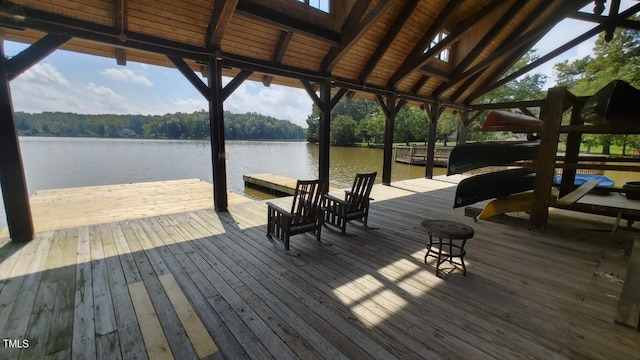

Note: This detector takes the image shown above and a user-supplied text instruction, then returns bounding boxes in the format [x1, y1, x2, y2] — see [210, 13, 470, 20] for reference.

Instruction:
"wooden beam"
[262, 30, 293, 87]
[222, 69, 252, 100]
[411, 75, 429, 94]
[208, 57, 228, 211]
[358, 0, 418, 83]
[168, 55, 210, 101]
[5, 33, 70, 80]
[471, 25, 604, 101]
[0, 40, 33, 242]
[433, 0, 527, 98]
[115, 47, 127, 65]
[322, 0, 392, 72]
[530, 87, 567, 229]
[207, 0, 239, 49]
[424, 104, 444, 179]
[319, 80, 331, 180]
[569, 10, 640, 30]
[341, 0, 371, 34]
[389, 0, 500, 88]
[235, 0, 340, 44]
[114, 0, 128, 64]
[418, 65, 450, 82]
[377, 94, 405, 185]
[330, 87, 348, 109]
[0, 6, 211, 62]
[442, 1, 592, 96]
[301, 80, 321, 107]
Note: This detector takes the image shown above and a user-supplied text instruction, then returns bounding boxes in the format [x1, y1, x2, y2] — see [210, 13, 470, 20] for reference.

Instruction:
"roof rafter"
[388, 0, 503, 88]
[432, 0, 527, 98]
[207, 0, 239, 49]
[436, 0, 593, 98]
[463, 2, 640, 104]
[569, 12, 640, 30]
[358, 0, 418, 83]
[235, 0, 340, 44]
[322, 0, 392, 72]
[263, 30, 293, 86]
[387, 0, 463, 88]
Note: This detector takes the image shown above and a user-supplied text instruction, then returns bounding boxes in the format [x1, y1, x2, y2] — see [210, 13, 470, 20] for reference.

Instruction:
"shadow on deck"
[0, 178, 638, 359]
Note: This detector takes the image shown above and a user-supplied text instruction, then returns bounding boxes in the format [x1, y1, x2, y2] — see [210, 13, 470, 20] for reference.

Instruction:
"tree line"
[14, 110, 306, 140]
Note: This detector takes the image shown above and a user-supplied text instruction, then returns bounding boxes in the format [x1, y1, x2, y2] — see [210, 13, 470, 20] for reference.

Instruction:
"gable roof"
[0, 0, 637, 109]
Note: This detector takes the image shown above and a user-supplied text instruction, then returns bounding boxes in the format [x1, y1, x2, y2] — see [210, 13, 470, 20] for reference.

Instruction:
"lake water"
[0, 137, 443, 230]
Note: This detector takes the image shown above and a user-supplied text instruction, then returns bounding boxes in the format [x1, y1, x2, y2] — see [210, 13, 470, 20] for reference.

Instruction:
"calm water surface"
[0, 137, 443, 230]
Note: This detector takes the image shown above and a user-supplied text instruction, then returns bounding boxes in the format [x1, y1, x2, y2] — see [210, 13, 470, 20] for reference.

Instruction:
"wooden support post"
[530, 87, 566, 229]
[458, 110, 469, 145]
[208, 56, 228, 211]
[425, 104, 444, 179]
[0, 41, 33, 242]
[559, 99, 584, 197]
[318, 80, 331, 180]
[377, 94, 405, 185]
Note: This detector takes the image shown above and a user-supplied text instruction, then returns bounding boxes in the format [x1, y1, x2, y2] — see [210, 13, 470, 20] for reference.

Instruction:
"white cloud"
[101, 68, 153, 87]
[17, 63, 69, 86]
[224, 82, 312, 127]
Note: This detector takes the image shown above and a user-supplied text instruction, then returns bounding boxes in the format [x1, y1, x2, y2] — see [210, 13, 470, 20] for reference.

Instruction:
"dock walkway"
[0, 177, 638, 359]
[243, 173, 338, 195]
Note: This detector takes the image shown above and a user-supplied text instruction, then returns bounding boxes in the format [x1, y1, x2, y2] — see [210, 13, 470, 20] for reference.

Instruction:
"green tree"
[330, 115, 357, 146]
[356, 114, 385, 145]
[394, 106, 427, 144]
[436, 112, 459, 146]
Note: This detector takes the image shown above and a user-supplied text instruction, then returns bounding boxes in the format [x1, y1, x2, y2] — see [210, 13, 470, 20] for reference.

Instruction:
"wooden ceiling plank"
[208, 0, 239, 49]
[235, 0, 339, 44]
[5, 33, 71, 81]
[389, 0, 502, 88]
[322, 0, 393, 72]
[442, 0, 592, 97]
[168, 55, 210, 100]
[433, 0, 527, 98]
[358, 0, 418, 83]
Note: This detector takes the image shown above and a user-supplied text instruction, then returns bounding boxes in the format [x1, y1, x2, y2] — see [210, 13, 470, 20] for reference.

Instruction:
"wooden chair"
[266, 178, 328, 251]
[323, 172, 377, 235]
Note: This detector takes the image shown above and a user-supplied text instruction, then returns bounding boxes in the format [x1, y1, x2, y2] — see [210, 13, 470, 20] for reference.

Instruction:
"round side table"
[421, 219, 474, 277]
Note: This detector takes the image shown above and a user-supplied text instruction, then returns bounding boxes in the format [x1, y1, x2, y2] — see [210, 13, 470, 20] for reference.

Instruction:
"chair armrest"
[344, 191, 374, 201]
[266, 202, 293, 219]
[323, 193, 350, 206]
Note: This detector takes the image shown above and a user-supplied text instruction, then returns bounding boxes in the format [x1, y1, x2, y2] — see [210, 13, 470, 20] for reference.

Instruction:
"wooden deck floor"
[0, 178, 639, 359]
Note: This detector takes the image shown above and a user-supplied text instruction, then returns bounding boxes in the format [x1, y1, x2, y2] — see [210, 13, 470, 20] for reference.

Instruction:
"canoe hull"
[447, 141, 539, 175]
[453, 168, 536, 208]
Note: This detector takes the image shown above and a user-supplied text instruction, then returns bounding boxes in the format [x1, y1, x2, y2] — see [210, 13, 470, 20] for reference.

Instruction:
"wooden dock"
[0, 177, 638, 359]
[395, 145, 451, 166]
[0, 179, 251, 236]
[243, 173, 337, 195]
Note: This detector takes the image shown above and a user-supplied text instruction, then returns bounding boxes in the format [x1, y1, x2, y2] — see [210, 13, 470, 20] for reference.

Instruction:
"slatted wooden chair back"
[346, 172, 376, 214]
[290, 178, 328, 226]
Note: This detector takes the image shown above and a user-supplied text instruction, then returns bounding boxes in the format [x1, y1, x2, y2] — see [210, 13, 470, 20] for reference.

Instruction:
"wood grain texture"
[0, 177, 638, 359]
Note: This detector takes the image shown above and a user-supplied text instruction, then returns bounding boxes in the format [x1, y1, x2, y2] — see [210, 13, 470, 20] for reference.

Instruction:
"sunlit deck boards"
[0, 178, 639, 359]
[0, 179, 252, 236]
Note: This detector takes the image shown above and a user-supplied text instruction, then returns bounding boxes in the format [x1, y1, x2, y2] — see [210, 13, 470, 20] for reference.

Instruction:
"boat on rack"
[447, 141, 539, 175]
[479, 110, 543, 132]
[553, 173, 615, 194]
[453, 168, 536, 208]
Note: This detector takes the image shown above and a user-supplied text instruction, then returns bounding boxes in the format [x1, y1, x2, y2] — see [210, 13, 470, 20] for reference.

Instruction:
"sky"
[4, 1, 634, 128]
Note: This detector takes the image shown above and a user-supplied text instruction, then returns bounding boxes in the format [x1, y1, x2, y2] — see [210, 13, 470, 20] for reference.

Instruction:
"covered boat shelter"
[0, 0, 638, 243]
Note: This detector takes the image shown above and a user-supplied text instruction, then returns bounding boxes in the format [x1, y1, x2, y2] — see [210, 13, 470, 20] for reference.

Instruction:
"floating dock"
[395, 145, 451, 166]
[243, 173, 337, 195]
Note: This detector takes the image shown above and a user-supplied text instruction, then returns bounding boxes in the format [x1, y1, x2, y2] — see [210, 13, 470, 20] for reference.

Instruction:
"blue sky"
[5, 1, 632, 128]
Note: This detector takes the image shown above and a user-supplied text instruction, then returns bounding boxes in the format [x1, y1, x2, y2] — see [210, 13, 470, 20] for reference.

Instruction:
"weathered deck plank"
[0, 178, 639, 359]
